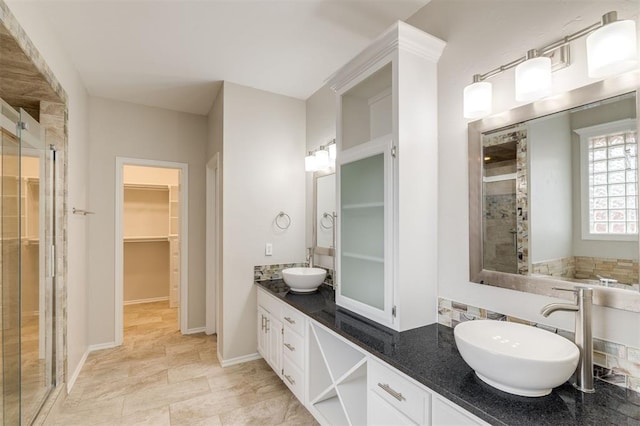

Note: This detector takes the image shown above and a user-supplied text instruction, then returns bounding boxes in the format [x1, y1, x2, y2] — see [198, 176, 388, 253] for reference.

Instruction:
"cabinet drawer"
[281, 305, 305, 335]
[282, 356, 304, 403]
[283, 326, 304, 369]
[368, 389, 416, 426]
[369, 360, 427, 424]
[257, 287, 279, 314]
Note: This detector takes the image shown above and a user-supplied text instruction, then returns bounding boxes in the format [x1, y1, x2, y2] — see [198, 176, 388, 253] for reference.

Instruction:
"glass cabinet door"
[337, 137, 393, 323]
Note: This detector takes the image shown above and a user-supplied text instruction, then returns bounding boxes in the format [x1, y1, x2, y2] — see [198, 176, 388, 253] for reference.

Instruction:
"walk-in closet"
[123, 165, 181, 313]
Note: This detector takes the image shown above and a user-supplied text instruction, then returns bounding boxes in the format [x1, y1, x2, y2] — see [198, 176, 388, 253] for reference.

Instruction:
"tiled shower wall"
[438, 297, 640, 395]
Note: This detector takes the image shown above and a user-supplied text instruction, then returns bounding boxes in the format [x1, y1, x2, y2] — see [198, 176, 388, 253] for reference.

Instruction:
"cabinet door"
[337, 136, 394, 326]
[257, 306, 268, 358]
[268, 316, 283, 375]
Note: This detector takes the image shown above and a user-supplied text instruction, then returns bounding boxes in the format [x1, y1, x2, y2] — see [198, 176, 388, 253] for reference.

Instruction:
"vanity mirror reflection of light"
[469, 72, 640, 312]
[313, 170, 336, 256]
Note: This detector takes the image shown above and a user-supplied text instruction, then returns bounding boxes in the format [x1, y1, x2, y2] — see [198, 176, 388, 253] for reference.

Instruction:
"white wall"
[529, 112, 573, 263]
[218, 82, 305, 362]
[406, 0, 640, 347]
[305, 85, 336, 268]
[5, 1, 91, 390]
[88, 97, 208, 344]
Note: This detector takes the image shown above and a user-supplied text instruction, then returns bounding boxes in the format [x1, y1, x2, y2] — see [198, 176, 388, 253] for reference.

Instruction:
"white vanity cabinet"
[281, 304, 306, 402]
[256, 287, 489, 425]
[329, 21, 446, 332]
[256, 287, 306, 403]
[256, 295, 283, 375]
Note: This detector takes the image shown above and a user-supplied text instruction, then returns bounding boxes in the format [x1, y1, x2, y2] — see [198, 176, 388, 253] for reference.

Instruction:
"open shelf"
[313, 391, 349, 426]
[308, 323, 334, 402]
[312, 324, 366, 381]
[308, 322, 369, 425]
[336, 363, 368, 425]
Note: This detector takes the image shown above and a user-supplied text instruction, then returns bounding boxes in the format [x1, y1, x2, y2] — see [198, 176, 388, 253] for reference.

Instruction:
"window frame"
[575, 118, 638, 241]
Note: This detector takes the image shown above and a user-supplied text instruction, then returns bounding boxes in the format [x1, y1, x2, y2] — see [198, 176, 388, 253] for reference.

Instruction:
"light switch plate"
[265, 243, 273, 256]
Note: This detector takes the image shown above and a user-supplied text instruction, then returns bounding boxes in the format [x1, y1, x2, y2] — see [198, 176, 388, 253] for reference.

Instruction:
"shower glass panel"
[2, 106, 21, 425]
[19, 108, 54, 425]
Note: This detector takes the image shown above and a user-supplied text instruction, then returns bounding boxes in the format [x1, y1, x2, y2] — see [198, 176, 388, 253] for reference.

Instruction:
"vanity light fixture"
[305, 139, 337, 172]
[515, 50, 552, 102]
[463, 75, 492, 119]
[587, 12, 638, 78]
[463, 10, 639, 119]
[314, 147, 330, 170]
[305, 152, 319, 172]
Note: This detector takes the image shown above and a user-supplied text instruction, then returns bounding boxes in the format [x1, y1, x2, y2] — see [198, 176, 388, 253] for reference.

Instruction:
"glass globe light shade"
[515, 56, 552, 102]
[587, 19, 638, 78]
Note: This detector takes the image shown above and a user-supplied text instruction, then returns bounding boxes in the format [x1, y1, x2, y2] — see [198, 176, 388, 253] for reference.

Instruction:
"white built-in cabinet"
[256, 286, 488, 425]
[329, 22, 446, 331]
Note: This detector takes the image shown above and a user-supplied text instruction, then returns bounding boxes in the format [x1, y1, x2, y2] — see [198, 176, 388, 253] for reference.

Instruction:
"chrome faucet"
[306, 247, 314, 268]
[540, 286, 595, 393]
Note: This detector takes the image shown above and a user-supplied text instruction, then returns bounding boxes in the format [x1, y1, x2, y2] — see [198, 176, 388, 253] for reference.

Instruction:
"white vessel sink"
[282, 267, 327, 293]
[454, 320, 579, 397]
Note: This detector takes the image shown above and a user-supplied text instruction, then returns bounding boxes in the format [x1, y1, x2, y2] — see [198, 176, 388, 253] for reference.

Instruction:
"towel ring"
[275, 211, 291, 230]
[320, 212, 334, 230]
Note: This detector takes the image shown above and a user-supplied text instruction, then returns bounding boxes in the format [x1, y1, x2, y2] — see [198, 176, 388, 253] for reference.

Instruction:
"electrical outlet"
[265, 243, 273, 256]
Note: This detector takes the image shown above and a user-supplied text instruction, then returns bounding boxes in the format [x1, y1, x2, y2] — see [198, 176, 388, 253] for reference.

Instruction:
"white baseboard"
[184, 327, 206, 335]
[67, 349, 89, 393]
[219, 352, 262, 367]
[124, 296, 169, 306]
[88, 341, 118, 352]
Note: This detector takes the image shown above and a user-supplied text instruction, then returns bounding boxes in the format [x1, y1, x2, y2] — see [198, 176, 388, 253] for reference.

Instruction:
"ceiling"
[12, 0, 430, 115]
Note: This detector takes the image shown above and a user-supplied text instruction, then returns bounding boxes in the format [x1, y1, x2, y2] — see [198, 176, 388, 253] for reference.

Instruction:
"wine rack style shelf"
[308, 322, 367, 425]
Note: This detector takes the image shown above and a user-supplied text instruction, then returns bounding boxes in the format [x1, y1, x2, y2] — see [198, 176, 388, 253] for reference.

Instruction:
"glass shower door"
[1, 107, 21, 425]
[19, 108, 54, 424]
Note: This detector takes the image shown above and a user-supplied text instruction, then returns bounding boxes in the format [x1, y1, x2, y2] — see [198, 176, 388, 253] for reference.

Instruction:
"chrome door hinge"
[18, 121, 28, 131]
[391, 146, 397, 158]
[392, 305, 397, 318]
[281, 327, 284, 335]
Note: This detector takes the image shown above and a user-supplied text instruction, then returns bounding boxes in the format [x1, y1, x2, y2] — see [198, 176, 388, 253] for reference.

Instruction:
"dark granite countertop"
[256, 280, 640, 426]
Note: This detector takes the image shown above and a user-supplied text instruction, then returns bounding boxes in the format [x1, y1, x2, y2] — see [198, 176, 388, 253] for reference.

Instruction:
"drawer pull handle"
[284, 343, 295, 352]
[284, 374, 296, 385]
[261, 316, 266, 332]
[284, 316, 296, 324]
[378, 383, 406, 402]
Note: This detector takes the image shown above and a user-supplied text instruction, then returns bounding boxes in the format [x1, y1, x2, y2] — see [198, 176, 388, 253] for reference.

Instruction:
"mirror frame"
[469, 71, 640, 312]
[313, 169, 336, 256]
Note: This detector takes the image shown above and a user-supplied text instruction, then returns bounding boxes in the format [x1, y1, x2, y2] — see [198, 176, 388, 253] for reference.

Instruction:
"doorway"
[115, 158, 188, 345]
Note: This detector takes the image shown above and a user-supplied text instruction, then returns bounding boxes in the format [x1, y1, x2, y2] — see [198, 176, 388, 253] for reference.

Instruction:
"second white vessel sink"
[454, 320, 579, 397]
[282, 267, 327, 293]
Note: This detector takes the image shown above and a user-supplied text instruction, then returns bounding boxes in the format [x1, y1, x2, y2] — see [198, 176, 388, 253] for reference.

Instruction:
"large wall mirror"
[469, 72, 640, 312]
[313, 171, 335, 255]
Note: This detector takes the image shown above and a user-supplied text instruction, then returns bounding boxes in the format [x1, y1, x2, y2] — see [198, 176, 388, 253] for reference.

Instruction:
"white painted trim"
[66, 349, 89, 393]
[206, 153, 220, 335]
[123, 296, 169, 306]
[88, 342, 118, 352]
[184, 327, 206, 335]
[218, 352, 262, 368]
[115, 157, 189, 346]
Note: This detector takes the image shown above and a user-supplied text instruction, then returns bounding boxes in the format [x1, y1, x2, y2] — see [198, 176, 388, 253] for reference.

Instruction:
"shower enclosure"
[1, 99, 56, 424]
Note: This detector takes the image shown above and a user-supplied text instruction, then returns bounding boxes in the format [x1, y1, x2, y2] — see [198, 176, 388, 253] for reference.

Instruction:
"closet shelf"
[124, 183, 169, 191]
[124, 236, 169, 243]
[342, 252, 384, 263]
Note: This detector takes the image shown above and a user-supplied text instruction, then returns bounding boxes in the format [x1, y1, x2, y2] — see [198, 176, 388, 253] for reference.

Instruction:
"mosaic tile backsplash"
[532, 256, 638, 288]
[438, 297, 640, 394]
[254, 263, 334, 287]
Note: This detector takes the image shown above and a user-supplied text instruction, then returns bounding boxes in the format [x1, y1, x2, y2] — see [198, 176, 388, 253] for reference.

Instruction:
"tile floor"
[47, 301, 317, 425]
